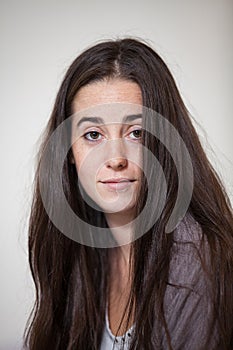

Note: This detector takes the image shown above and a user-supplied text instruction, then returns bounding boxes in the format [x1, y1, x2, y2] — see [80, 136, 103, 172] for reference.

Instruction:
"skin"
[71, 78, 143, 232]
[71, 78, 143, 335]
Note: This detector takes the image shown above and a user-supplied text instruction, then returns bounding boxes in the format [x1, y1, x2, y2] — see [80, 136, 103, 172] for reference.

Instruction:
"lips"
[100, 178, 136, 191]
[101, 178, 136, 183]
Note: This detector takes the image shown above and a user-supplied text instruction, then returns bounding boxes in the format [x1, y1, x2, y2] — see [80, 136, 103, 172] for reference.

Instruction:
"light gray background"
[1, 0, 232, 348]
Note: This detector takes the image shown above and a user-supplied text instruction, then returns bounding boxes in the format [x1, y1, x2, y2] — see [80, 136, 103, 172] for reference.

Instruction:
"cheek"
[71, 142, 86, 172]
[72, 143, 99, 189]
[73, 151, 102, 206]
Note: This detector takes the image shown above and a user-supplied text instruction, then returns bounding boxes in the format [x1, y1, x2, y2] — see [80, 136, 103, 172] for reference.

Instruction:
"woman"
[24, 38, 233, 349]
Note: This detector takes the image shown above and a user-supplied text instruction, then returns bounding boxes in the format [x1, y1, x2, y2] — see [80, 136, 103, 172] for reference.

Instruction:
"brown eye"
[130, 129, 142, 139]
[84, 131, 101, 141]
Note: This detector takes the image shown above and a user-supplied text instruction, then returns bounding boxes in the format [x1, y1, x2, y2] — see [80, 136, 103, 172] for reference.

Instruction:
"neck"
[105, 208, 135, 249]
[105, 209, 136, 335]
[105, 207, 135, 227]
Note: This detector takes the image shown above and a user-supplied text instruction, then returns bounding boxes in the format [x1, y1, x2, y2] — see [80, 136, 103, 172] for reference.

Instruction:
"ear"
[70, 156, 75, 164]
[68, 150, 75, 164]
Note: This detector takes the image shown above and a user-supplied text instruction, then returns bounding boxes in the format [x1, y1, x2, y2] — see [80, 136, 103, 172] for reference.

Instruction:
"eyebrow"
[76, 113, 142, 127]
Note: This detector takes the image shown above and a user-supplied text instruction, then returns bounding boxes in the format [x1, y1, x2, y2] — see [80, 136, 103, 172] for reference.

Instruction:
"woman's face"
[71, 78, 143, 216]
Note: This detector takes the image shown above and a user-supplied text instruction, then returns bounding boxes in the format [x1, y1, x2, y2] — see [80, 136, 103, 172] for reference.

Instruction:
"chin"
[98, 201, 137, 216]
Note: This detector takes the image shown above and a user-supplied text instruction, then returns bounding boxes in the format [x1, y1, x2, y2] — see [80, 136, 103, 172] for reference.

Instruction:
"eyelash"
[83, 129, 142, 142]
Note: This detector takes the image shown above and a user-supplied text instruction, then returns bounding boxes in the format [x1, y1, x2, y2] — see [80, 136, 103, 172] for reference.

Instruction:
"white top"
[100, 304, 135, 350]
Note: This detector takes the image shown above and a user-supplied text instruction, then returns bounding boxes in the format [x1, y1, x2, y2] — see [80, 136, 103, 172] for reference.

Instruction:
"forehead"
[72, 79, 142, 111]
[72, 79, 143, 125]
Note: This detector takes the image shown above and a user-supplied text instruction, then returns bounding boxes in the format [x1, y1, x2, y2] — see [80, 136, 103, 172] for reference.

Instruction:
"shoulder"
[161, 212, 219, 349]
[173, 211, 203, 243]
[168, 211, 209, 290]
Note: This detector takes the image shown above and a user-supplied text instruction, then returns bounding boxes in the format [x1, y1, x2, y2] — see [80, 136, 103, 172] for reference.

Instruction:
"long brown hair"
[23, 38, 233, 349]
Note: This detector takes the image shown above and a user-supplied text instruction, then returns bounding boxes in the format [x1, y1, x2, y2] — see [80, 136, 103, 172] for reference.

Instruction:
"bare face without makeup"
[71, 79, 143, 220]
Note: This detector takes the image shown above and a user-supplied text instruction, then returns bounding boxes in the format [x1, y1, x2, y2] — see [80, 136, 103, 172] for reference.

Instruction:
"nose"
[106, 157, 128, 170]
[105, 139, 128, 170]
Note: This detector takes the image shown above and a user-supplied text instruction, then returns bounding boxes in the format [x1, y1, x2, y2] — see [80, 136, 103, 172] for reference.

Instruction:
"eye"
[83, 131, 102, 141]
[129, 129, 142, 140]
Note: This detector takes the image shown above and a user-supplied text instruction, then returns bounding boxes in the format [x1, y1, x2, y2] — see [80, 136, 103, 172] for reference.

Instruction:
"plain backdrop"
[0, 0, 232, 348]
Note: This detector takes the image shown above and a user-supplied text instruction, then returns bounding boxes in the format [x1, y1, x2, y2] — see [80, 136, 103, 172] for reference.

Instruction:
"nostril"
[106, 157, 128, 169]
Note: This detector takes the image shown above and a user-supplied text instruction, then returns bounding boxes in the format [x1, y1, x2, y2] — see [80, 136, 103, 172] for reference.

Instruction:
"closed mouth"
[101, 179, 136, 184]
